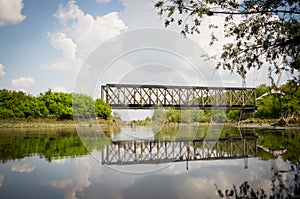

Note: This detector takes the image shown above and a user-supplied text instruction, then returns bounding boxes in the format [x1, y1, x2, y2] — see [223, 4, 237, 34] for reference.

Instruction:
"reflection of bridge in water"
[101, 136, 258, 168]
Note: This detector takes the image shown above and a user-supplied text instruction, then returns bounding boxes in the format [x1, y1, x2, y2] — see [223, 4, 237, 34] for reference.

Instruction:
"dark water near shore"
[0, 125, 299, 199]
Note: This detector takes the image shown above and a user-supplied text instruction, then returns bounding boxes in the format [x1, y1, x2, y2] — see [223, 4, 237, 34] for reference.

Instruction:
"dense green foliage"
[152, 108, 244, 123]
[255, 81, 300, 120]
[39, 89, 73, 119]
[95, 98, 112, 119]
[0, 89, 112, 120]
[152, 108, 214, 123]
[155, 0, 300, 82]
[130, 117, 152, 126]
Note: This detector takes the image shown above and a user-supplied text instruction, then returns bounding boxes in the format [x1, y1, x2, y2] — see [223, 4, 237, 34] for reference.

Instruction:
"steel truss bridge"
[101, 84, 257, 110]
[101, 136, 258, 167]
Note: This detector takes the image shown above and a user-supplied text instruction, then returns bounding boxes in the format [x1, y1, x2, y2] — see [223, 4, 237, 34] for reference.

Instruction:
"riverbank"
[0, 118, 115, 128]
[237, 118, 300, 128]
[0, 118, 299, 129]
[120, 118, 300, 130]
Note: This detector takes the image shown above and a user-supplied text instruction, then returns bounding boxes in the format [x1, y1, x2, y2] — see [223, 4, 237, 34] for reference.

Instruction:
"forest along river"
[0, 124, 299, 199]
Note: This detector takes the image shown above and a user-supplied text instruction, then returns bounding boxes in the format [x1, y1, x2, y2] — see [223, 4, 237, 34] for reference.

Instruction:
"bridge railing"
[101, 84, 257, 110]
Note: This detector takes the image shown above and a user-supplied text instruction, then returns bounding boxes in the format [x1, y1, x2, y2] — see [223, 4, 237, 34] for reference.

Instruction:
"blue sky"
[0, 0, 295, 96]
[0, 0, 126, 95]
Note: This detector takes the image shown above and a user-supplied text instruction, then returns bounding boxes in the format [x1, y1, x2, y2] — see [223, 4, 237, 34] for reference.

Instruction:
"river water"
[0, 124, 299, 199]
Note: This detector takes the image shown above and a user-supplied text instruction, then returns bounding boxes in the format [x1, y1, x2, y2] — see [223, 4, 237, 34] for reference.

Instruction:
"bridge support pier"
[241, 110, 255, 120]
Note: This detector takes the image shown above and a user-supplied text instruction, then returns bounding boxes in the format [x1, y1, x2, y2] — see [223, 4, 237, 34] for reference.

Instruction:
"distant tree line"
[0, 89, 112, 120]
[152, 81, 300, 123]
[152, 108, 230, 123]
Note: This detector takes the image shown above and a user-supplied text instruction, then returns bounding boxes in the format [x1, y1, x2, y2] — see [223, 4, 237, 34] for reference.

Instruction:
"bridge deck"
[101, 84, 257, 110]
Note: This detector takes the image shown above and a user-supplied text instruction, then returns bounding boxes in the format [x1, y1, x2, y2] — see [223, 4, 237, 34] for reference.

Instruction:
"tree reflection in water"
[215, 127, 300, 198]
[216, 160, 300, 198]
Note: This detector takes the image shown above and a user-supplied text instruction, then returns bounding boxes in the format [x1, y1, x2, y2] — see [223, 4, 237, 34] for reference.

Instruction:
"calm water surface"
[0, 125, 299, 199]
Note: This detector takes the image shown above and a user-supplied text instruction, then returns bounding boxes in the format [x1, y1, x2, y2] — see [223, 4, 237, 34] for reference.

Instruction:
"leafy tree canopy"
[155, 0, 300, 83]
[0, 89, 112, 120]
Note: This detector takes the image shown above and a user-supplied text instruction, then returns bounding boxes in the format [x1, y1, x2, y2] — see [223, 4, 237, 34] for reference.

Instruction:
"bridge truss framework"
[101, 84, 257, 110]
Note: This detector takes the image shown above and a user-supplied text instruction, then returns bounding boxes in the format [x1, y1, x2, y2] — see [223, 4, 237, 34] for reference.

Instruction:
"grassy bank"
[0, 118, 115, 128]
[1, 117, 299, 129]
[0, 118, 74, 128]
[128, 118, 300, 129]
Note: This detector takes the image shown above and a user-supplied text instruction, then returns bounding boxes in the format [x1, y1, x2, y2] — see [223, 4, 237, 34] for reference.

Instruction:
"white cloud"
[48, 32, 77, 59]
[0, 0, 26, 27]
[11, 160, 35, 173]
[40, 60, 77, 70]
[52, 86, 67, 93]
[42, 156, 91, 199]
[42, 179, 73, 189]
[11, 76, 35, 88]
[42, 0, 127, 71]
[92, 0, 227, 87]
[72, 11, 127, 57]
[41, 32, 79, 70]
[118, 0, 275, 87]
[0, 64, 5, 76]
[53, 0, 83, 26]
[96, 0, 112, 3]
[51, 158, 67, 164]
[120, 0, 163, 28]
